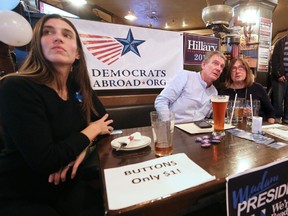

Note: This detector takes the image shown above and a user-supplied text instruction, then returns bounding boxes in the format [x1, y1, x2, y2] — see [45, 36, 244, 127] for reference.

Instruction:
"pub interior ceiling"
[26, 0, 288, 41]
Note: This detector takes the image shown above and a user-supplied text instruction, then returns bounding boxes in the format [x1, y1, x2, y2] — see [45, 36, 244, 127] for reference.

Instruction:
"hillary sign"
[226, 157, 288, 216]
[69, 18, 183, 90]
[184, 33, 220, 65]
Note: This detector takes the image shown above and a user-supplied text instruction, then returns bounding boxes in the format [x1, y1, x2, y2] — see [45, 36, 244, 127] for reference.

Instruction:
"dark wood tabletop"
[95, 123, 288, 216]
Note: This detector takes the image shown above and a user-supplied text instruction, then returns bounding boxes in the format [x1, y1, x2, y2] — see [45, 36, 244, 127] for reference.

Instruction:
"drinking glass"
[234, 98, 245, 122]
[211, 95, 229, 136]
[150, 111, 174, 157]
[246, 100, 261, 126]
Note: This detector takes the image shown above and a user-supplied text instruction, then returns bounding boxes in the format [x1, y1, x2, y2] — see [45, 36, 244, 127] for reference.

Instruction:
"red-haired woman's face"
[231, 60, 247, 84]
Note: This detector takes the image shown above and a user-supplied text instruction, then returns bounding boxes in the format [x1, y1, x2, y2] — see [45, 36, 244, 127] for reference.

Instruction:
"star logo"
[79, 29, 145, 65]
[115, 29, 145, 57]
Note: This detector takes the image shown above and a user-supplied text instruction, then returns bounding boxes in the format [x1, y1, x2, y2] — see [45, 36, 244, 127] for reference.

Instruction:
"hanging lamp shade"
[202, 5, 233, 27]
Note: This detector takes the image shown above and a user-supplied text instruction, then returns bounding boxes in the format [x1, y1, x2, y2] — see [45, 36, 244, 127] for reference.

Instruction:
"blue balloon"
[0, 0, 20, 10]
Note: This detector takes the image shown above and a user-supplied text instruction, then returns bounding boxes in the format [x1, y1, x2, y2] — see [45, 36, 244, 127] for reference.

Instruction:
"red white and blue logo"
[80, 28, 145, 65]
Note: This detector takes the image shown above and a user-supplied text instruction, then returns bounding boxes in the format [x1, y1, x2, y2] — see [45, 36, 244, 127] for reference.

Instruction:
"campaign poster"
[184, 33, 220, 65]
[226, 157, 288, 216]
[69, 18, 183, 90]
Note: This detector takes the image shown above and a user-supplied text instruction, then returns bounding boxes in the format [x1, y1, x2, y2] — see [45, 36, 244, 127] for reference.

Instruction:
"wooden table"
[95, 123, 288, 216]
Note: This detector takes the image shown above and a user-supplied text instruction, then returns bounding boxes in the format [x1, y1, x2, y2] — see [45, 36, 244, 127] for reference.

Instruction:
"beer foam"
[211, 95, 229, 102]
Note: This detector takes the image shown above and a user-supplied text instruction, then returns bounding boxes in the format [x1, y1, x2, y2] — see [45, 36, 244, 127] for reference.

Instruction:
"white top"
[155, 70, 218, 123]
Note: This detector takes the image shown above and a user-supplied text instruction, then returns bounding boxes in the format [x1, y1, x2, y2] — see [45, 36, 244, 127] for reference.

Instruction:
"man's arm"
[154, 71, 188, 113]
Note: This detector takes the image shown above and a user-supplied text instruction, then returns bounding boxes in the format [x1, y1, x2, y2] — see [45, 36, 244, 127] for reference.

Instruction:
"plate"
[111, 136, 151, 151]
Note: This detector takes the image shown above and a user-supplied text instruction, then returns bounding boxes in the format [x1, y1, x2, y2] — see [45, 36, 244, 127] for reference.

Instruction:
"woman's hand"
[278, 75, 286, 83]
[48, 161, 74, 185]
[48, 146, 89, 185]
[81, 113, 114, 142]
[48, 114, 113, 185]
[70, 146, 88, 179]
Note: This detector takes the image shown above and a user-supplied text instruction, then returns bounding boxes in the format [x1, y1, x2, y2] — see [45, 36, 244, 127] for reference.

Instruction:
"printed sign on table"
[262, 124, 288, 142]
[184, 33, 220, 65]
[226, 157, 288, 216]
[104, 153, 215, 210]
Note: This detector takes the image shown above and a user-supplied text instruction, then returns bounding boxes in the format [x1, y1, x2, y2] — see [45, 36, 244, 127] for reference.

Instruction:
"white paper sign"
[262, 124, 288, 141]
[104, 153, 216, 210]
[69, 18, 183, 90]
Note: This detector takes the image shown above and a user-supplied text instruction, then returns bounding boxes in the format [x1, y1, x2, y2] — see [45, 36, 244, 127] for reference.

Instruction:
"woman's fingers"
[48, 173, 55, 183]
[71, 150, 86, 179]
[53, 170, 61, 185]
[48, 161, 75, 185]
[60, 165, 70, 182]
[71, 160, 80, 179]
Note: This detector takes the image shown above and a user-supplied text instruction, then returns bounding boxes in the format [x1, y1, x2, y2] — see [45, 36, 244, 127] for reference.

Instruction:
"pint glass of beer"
[150, 111, 174, 157]
[211, 95, 229, 136]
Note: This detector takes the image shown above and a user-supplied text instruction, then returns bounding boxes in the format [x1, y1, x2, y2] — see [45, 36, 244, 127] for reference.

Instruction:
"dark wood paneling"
[97, 89, 161, 107]
[99, 94, 158, 107]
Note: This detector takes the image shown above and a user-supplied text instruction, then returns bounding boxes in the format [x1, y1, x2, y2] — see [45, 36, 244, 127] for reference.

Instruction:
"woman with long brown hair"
[0, 14, 113, 215]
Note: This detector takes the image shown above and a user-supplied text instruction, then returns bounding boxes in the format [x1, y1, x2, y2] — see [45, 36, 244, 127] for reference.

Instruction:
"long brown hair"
[2, 14, 97, 122]
[225, 58, 254, 88]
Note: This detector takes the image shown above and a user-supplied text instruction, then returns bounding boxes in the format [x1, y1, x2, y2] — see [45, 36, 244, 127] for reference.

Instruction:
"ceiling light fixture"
[69, 0, 87, 6]
[239, 5, 258, 25]
[182, 21, 187, 27]
[165, 22, 170, 29]
[125, 10, 137, 21]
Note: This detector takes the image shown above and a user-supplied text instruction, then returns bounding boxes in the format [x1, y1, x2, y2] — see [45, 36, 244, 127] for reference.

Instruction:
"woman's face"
[41, 18, 80, 67]
[231, 60, 247, 84]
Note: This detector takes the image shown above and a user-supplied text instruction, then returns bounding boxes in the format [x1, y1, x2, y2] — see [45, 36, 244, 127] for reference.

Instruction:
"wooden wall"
[97, 89, 161, 108]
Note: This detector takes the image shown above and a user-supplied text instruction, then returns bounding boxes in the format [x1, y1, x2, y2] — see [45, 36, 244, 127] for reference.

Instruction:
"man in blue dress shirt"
[155, 51, 226, 124]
